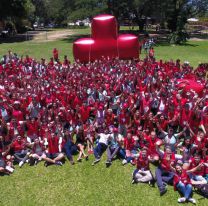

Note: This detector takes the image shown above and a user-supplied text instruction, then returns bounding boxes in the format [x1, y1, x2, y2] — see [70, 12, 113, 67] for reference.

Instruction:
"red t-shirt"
[12, 139, 26, 152]
[161, 153, 175, 171]
[47, 136, 59, 154]
[173, 170, 191, 190]
[124, 137, 135, 150]
[136, 152, 149, 171]
[189, 158, 205, 176]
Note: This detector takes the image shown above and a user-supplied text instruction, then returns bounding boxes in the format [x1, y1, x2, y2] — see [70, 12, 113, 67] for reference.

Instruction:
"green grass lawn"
[0, 157, 208, 206]
[0, 28, 208, 206]
[0, 28, 207, 67]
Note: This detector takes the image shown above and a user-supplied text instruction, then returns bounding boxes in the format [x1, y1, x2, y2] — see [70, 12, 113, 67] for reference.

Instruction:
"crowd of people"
[0, 49, 208, 203]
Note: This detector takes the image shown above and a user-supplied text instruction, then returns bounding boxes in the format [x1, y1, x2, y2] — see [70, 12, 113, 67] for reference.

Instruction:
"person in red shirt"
[146, 131, 160, 163]
[132, 148, 154, 184]
[53, 48, 59, 61]
[123, 131, 135, 165]
[26, 118, 39, 142]
[44, 132, 64, 166]
[11, 135, 30, 168]
[155, 144, 175, 196]
[171, 161, 196, 204]
[0, 136, 13, 174]
[187, 152, 207, 185]
[12, 101, 24, 121]
[149, 47, 154, 59]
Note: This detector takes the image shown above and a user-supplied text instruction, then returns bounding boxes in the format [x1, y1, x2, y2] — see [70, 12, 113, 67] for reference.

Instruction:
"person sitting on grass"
[62, 130, 78, 165]
[122, 130, 136, 166]
[105, 128, 123, 167]
[44, 132, 64, 166]
[92, 128, 111, 166]
[187, 151, 207, 185]
[75, 127, 88, 162]
[132, 147, 155, 185]
[171, 161, 196, 204]
[155, 143, 175, 196]
[0, 136, 14, 174]
[29, 137, 47, 165]
[11, 135, 30, 168]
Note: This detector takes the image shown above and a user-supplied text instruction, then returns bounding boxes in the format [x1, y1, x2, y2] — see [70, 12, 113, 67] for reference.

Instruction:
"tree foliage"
[0, 0, 33, 21]
[0, 0, 207, 43]
[68, 0, 108, 21]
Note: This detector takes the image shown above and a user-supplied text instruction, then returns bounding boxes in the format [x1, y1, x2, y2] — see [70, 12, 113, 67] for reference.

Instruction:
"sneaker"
[44, 161, 49, 167]
[55, 161, 63, 166]
[19, 161, 24, 168]
[122, 159, 127, 165]
[77, 158, 82, 162]
[130, 160, 136, 166]
[178, 197, 186, 203]
[132, 178, 137, 184]
[34, 160, 39, 165]
[85, 156, 89, 161]
[106, 161, 112, 167]
[92, 158, 101, 166]
[29, 157, 35, 166]
[188, 198, 196, 204]
[149, 179, 156, 187]
[160, 188, 167, 196]
[5, 166, 14, 173]
[26, 159, 30, 163]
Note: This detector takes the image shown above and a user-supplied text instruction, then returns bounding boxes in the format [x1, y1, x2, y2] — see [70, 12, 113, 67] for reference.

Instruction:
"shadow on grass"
[61, 34, 90, 43]
[0, 35, 27, 44]
[190, 33, 208, 40]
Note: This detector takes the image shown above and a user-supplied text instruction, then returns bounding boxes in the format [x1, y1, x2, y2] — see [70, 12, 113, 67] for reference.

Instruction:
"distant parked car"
[46, 23, 55, 28]
[33, 22, 38, 28]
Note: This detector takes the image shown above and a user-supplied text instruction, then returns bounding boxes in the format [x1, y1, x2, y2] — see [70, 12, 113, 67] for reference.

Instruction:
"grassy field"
[0, 28, 207, 67]
[0, 28, 208, 206]
[0, 157, 208, 206]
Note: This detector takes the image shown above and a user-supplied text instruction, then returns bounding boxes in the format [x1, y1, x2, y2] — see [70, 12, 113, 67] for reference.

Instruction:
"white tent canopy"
[187, 18, 199, 22]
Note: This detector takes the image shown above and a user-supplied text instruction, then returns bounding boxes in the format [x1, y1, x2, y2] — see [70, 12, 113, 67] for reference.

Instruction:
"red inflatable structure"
[176, 79, 205, 96]
[73, 14, 139, 62]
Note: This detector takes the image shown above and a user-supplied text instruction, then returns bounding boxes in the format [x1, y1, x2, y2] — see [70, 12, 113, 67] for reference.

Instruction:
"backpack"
[194, 184, 208, 198]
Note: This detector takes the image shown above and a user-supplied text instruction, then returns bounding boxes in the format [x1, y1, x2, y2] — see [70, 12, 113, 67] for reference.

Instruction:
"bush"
[168, 30, 190, 44]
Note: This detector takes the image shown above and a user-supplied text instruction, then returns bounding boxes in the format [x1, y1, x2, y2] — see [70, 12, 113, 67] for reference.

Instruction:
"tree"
[68, 0, 108, 22]
[108, 0, 158, 31]
[0, 0, 33, 21]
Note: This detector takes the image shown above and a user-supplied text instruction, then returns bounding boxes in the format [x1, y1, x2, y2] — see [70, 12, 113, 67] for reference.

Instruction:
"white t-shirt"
[99, 133, 111, 145]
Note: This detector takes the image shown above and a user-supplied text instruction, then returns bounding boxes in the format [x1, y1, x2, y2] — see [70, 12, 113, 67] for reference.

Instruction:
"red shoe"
[88, 150, 94, 155]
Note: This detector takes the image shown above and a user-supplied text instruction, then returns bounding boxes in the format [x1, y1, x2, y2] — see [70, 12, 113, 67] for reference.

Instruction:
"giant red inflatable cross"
[73, 14, 139, 62]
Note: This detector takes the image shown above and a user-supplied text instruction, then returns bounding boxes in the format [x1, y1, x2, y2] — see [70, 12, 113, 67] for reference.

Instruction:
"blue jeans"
[63, 140, 78, 161]
[14, 150, 29, 163]
[93, 143, 107, 159]
[155, 166, 174, 191]
[118, 148, 126, 159]
[177, 182, 192, 199]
